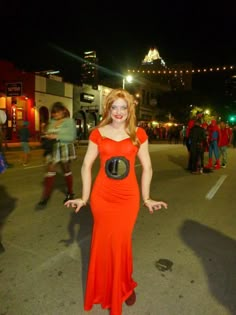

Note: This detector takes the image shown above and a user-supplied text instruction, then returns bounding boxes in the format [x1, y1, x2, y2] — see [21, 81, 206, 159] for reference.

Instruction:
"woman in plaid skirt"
[36, 102, 77, 209]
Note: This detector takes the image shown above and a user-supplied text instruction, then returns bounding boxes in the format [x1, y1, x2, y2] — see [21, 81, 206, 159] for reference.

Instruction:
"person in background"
[36, 102, 77, 209]
[218, 121, 232, 168]
[0, 125, 6, 170]
[64, 89, 168, 315]
[185, 117, 195, 170]
[189, 119, 207, 174]
[205, 119, 221, 169]
[181, 125, 187, 145]
[231, 125, 236, 148]
[19, 121, 31, 166]
[0, 127, 8, 174]
[0, 122, 13, 169]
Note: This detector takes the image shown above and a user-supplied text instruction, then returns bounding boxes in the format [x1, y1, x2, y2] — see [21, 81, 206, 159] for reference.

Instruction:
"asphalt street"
[1, 143, 236, 315]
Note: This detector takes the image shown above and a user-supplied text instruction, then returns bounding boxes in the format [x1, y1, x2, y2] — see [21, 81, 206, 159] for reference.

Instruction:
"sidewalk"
[3, 141, 42, 151]
[3, 139, 171, 152]
[3, 140, 89, 151]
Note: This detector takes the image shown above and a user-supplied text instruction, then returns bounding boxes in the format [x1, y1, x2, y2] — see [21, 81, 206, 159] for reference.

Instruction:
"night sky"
[1, 3, 235, 70]
[0, 2, 235, 100]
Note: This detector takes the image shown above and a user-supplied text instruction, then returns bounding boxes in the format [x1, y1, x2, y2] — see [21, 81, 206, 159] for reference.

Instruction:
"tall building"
[81, 51, 98, 89]
[131, 47, 192, 122]
[169, 63, 192, 91]
[225, 74, 236, 100]
[142, 47, 166, 68]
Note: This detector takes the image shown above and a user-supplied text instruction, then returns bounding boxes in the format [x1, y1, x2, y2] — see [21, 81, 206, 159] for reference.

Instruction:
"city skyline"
[0, 3, 235, 117]
[0, 3, 235, 78]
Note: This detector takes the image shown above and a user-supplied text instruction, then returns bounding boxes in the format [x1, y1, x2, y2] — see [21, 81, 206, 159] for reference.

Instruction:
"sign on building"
[6, 82, 22, 96]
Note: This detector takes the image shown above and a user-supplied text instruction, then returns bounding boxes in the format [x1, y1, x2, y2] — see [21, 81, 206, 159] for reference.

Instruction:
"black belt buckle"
[105, 156, 130, 179]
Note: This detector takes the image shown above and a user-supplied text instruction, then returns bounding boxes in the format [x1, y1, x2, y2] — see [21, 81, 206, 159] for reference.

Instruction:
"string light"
[128, 65, 235, 75]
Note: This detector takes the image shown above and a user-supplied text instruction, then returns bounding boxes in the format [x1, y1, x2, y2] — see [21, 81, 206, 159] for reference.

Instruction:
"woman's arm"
[81, 140, 99, 204]
[137, 140, 168, 213]
[137, 139, 153, 202]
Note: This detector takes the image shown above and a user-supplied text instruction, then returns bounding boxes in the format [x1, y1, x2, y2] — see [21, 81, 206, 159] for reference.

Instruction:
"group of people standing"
[185, 116, 233, 174]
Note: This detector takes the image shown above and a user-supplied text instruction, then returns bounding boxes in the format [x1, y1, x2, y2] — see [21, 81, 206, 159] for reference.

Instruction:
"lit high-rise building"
[81, 51, 98, 89]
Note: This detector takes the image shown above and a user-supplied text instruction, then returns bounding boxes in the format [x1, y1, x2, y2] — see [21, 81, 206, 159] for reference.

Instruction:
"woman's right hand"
[64, 198, 86, 213]
[143, 199, 168, 214]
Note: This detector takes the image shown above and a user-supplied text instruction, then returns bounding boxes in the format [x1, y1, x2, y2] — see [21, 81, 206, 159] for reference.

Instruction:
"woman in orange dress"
[65, 89, 168, 315]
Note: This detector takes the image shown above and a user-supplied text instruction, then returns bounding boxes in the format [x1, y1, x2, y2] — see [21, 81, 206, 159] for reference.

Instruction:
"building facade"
[0, 60, 35, 141]
[0, 60, 174, 141]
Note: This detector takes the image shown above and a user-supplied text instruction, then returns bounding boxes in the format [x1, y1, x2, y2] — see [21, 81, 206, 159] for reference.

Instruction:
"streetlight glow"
[122, 75, 133, 89]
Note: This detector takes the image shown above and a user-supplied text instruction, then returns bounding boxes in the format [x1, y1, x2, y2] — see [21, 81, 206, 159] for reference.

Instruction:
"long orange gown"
[84, 127, 148, 315]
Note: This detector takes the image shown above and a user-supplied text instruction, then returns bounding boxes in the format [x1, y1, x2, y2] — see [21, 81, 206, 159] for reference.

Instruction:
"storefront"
[0, 61, 35, 141]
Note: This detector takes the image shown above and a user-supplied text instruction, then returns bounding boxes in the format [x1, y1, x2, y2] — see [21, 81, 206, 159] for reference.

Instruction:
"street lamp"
[122, 75, 133, 89]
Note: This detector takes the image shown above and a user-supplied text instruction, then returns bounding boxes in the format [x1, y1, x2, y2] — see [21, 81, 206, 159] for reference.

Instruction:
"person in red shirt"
[205, 119, 221, 169]
[218, 121, 232, 168]
[200, 121, 209, 154]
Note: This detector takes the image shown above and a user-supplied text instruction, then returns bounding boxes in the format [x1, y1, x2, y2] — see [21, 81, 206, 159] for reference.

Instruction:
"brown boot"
[125, 290, 136, 306]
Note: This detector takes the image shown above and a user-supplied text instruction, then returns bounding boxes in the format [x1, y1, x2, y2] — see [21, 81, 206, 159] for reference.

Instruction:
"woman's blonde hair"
[97, 89, 140, 146]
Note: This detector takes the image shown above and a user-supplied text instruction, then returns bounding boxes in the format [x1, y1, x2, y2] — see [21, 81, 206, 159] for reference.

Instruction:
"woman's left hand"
[46, 133, 57, 140]
[143, 199, 168, 214]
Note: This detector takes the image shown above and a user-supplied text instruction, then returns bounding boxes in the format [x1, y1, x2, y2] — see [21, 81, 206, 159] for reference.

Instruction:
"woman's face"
[110, 98, 128, 123]
[52, 110, 64, 120]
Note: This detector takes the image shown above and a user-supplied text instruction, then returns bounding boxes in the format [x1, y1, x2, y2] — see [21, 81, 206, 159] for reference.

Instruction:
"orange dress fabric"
[84, 127, 148, 315]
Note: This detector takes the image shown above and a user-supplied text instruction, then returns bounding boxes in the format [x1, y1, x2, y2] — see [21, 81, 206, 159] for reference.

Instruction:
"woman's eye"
[111, 106, 127, 111]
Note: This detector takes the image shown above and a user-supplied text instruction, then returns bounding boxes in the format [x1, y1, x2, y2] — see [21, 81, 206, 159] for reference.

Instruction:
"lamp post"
[122, 75, 133, 89]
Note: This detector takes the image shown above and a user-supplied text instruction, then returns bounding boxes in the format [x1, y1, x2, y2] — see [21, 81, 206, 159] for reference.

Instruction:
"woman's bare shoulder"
[97, 125, 109, 137]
